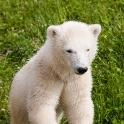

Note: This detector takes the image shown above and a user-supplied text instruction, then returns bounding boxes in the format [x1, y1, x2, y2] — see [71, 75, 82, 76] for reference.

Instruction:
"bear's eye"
[87, 49, 90, 51]
[66, 49, 72, 53]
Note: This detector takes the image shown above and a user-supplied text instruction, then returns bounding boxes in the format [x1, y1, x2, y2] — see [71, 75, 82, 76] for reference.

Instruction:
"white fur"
[10, 21, 101, 124]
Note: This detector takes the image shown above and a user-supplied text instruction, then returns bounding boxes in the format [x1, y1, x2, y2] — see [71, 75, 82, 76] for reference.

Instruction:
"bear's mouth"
[75, 72, 85, 75]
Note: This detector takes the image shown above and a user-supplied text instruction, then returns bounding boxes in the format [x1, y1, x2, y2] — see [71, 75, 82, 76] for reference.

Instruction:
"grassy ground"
[0, 0, 124, 124]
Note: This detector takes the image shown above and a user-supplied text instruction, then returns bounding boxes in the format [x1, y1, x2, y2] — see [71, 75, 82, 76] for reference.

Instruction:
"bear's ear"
[47, 25, 61, 38]
[89, 24, 101, 37]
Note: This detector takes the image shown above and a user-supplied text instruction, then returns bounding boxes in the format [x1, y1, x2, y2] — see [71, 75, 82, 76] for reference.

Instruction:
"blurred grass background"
[0, 0, 124, 124]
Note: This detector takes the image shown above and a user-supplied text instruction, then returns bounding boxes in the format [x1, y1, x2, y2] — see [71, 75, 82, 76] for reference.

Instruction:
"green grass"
[0, 0, 124, 124]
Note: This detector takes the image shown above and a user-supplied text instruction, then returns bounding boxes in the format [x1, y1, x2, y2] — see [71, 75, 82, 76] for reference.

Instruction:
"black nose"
[77, 67, 88, 74]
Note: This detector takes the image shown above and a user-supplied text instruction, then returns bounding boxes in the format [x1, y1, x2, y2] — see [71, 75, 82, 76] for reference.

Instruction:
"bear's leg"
[61, 80, 94, 124]
[56, 105, 63, 124]
[28, 105, 57, 124]
[10, 102, 29, 124]
[63, 97, 94, 124]
[11, 113, 29, 124]
[27, 79, 63, 124]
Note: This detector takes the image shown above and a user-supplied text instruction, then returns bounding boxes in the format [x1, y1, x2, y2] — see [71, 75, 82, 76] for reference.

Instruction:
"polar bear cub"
[10, 21, 101, 124]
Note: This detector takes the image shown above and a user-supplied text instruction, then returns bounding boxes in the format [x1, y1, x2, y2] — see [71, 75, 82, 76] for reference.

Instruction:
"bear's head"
[46, 21, 101, 75]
